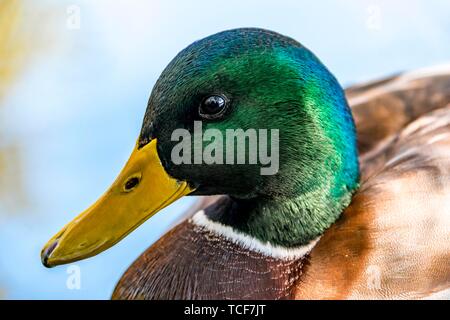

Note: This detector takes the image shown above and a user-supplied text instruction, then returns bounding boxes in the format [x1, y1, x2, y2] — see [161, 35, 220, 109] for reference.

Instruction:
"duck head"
[42, 28, 359, 267]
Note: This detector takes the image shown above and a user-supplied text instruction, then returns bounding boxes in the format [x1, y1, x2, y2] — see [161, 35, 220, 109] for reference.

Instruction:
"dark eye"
[199, 94, 228, 119]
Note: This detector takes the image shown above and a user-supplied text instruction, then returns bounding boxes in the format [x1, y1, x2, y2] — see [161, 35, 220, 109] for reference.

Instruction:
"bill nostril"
[124, 176, 140, 191]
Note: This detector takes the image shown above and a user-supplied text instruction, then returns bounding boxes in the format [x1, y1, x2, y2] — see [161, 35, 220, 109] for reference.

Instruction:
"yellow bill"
[41, 139, 194, 267]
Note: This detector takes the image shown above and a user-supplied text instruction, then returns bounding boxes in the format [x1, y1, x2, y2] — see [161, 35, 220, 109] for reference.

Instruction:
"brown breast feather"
[113, 71, 450, 300]
[112, 221, 306, 299]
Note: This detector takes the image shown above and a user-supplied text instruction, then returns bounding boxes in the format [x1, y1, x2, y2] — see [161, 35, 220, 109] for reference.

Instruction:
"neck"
[202, 181, 356, 248]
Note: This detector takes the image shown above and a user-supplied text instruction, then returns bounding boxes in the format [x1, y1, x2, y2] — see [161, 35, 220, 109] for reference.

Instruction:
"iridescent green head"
[139, 28, 359, 246]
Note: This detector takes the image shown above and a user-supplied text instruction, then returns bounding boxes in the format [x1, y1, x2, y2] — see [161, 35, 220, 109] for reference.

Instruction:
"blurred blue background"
[0, 0, 449, 299]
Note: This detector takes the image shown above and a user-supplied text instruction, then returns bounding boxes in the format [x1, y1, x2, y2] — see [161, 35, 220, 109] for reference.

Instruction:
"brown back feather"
[297, 105, 450, 299]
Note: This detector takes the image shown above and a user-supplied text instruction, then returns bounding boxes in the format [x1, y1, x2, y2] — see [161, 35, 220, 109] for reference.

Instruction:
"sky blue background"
[0, 0, 449, 299]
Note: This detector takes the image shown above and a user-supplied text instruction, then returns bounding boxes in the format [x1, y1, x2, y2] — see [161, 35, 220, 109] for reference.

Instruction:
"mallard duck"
[41, 28, 450, 299]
